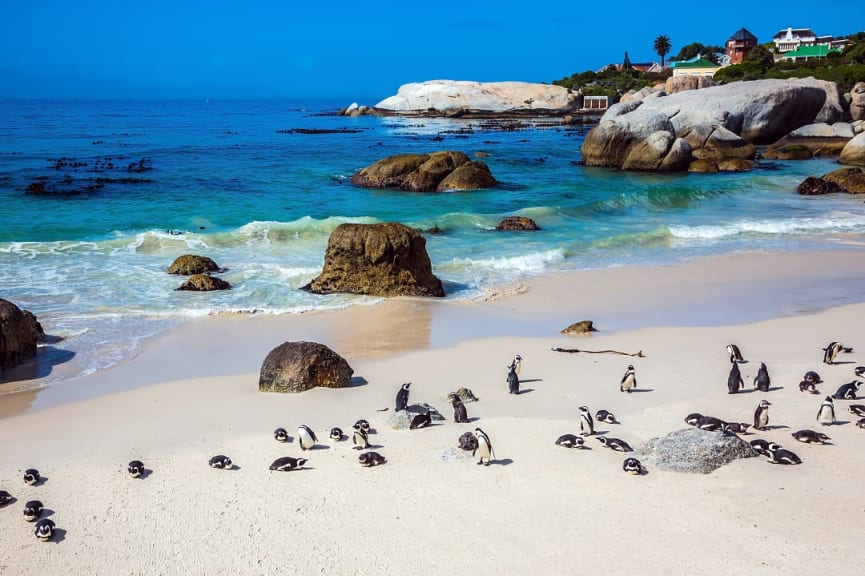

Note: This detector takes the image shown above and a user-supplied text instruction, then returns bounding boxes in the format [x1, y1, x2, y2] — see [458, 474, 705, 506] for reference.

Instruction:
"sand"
[2, 250, 865, 575]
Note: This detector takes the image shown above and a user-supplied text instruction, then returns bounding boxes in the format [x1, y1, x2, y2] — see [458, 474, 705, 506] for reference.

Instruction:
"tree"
[744, 44, 775, 68]
[654, 35, 672, 67]
[622, 51, 632, 70]
[671, 42, 724, 63]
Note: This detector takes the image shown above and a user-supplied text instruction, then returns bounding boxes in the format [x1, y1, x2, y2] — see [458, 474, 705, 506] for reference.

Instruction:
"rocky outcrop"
[350, 151, 497, 192]
[638, 428, 754, 474]
[495, 216, 540, 231]
[620, 85, 665, 103]
[764, 122, 853, 159]
[176, 274, 231, 291]
[387, 403, 446, 429]
[561, 320, 597, 334]
[664, 75, 716, 94]
[851, 82, 865, 122]
[822, 167, 865, 194]
[840, 132, 865, 166]
[797, 176, 842, 195]
[0, 299, 42, 370]
[258, 341, 353, 393]
[374, 81, 578, 116]
[303, 222, 445, 297]
[168, 255, 221, 275]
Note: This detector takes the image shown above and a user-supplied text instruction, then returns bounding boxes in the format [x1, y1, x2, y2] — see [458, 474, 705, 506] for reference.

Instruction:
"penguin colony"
[3, 339, 861, 543]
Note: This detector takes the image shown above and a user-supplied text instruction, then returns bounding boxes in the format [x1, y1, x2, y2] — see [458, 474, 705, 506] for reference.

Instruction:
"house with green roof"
[781, 44, 841, 61]
[671, 56, 721, 78]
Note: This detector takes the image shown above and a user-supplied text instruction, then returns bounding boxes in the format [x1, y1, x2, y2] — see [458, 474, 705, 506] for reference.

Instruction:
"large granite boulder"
[168, 255, 221, 275]
[664, 75, 716, 94]
[303, 222, 445, 297]
[0, 299, 42, 370]
[840, 132, 865, 166]
[637, 428, 754, 474]
[581, 107, 676, 168]
[374, 81, 578, 116]
[350, 151, 497, 192]
[851, 82, 865, 122]
[680, 124, 755, 171]
[176, 274, 231, 291]
[822, 167, 865, 193]
[763, 122, 853, 159]
[259, 341, 353, 393]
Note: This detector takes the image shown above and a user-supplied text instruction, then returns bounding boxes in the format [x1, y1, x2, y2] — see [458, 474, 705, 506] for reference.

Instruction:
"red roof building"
[726, 28, 758, 65]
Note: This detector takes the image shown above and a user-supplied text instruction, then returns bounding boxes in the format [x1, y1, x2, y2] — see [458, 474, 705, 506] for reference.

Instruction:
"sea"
[2, 98, 864, 387]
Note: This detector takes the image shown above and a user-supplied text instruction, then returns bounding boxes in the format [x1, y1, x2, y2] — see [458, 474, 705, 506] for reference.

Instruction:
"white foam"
[669, 214, 865, 240]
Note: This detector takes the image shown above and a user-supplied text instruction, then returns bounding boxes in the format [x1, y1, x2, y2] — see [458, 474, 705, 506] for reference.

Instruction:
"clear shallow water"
[2, 98, 864, 386]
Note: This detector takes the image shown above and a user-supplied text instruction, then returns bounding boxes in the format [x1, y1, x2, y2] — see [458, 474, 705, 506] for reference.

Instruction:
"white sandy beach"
[2, 250, 865, 575]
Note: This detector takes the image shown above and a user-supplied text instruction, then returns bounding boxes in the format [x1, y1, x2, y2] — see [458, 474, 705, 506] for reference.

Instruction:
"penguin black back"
[448, 393, 469, 423]
[409, 412, 432, 430]
[726, 344, 744, 363]
[507, 363, 520, 395]
[395, 382, 411, 411]
[727, 362, 743, 394]
[754, 362, 770, 392]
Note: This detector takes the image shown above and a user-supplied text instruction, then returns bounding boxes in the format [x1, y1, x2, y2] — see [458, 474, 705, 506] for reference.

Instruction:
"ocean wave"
[669, 214, 865, 240]
[438, 248, 567, 274]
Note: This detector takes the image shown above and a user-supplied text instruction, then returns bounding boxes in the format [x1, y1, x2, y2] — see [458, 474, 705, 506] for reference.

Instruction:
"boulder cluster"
[167, 254, 230, 291]
[350, 151, 497, 192]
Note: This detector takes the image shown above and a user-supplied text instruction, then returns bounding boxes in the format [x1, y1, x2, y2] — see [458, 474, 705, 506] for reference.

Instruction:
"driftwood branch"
[550, 347, 644, 357]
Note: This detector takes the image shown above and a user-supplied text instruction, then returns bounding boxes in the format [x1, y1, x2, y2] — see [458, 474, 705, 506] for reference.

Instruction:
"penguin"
[595, 409, 618, 424]
[727, 362, 743, 394]
[622, 457, 643, 475]
[822, 341, 844, 364]
[0, 490, 12, 506]
[358, 452, 386, 467]
[34, 518, 55, 541]
[409, 412, 432, 430]
[855, 366, 865, 378]
[754, 362, 771, 392]
[804, 371, 822, 385]
[208, 455, 233, 469]
[723, 422, 750, 435]
[297, 425, 318, 450]
[696, 416, 726, 431]
[578, 406, 594, 436]
[458, 431, 479, 451]
[473, 428, 495, 466]
[554, 434, 585, 448]
[620, 364, 637, 393]
[848, 404, 865, 417]
[753, 400, 771, 431]
[766, 447, 802, 465]
[817, 396, 836, 426]
[596, 437, 633, 452]
[23, 500, 43, 522]
[749, 439, 780, 456]
[792, 430, 831, 444]
[507, 363, 520, 395]
[352, 427, 370, 450]
[833, 381, 861, 400]
[274, 427, 291, 443]
[510, 354, 523, 377]
[353, 419, 371, 434]
[684, 413, 703, 426]
[448, 393, 469, 423]
[727, 344, 744, 363]
[799, 380, 819, 394]
[127, 460, 145, 478]
[857, 417, 865, 429]
[329, 427, 345, 441]
[395, 382, 411, 411]
[23, 469, 40, 486]
[269, 457, 307, 471]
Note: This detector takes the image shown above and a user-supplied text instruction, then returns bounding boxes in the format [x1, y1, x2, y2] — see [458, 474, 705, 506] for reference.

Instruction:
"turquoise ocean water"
[2, 98, 864, 385]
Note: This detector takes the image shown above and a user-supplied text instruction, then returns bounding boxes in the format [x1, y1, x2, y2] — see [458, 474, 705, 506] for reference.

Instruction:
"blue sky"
[0, 0, 860, 102]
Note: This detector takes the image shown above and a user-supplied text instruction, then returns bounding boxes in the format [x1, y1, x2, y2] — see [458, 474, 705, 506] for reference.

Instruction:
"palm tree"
[654, 35, 672, 68]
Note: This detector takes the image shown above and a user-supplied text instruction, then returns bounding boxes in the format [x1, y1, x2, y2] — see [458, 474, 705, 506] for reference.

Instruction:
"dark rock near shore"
[176, 274, 231, 291]
[259, 341, 354, 393]
[0, 299, 41, 370]
[168, 255, 221, 275]
[797, 176, 842, 195]
[303, 222, 445, 297]
[637, 428, 754, 474]
[350, 151, 497, 192]
[561, 320, 597, 334]
[495, 216, 540, 231]
[821, 167, 865, 194]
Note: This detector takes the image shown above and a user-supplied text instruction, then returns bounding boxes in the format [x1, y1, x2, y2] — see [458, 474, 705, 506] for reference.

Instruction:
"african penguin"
[684, 413, 703, 426]
[0, 490, 12, 506]
[804, 371, 822, 385]
[395, 382, 411, 412]
[726, 344, 744, 363]
[799, 380, 819, 394]
[352, 427, 370, 450]
[723, 422, 750, 435]
[208, 455, 233, 469]
[507, 363, 520, 395]
[554, 434, 585, 449]
[749, 439, 782, 457]
[833, 381, 861, 400]
[620, 365, 637, 393]
[458, 431, 479, 451]
[622, 457, 643, 475]
[817, 396, 836, 425]
[857, 418, 865, 429]
[34, 518, 55, 541]
[353, 419, 371, 434]
[23, 500, 43, 522]
[448, 393, 469, 423]
[578, 406, 594, 436]
[595, 409, 618, 424]
[269, 457, 307, 471]
[848, 404, 865, 418]
[297, 425, 318, 450]
[822, 341, 844, 365]
[753, 400, 771, 431]
[596, 437, 633, 452]
[791, 430, 830, 444]
[754, 362, 770, 392]
[274, 427, 291, 443]
[358, 451, 386, 467]
[473, 428, 495, 466]
[855, 366, 865, 378]
[329, 427, 345, 441]
[127, 460, 145, 478]
[511, 354, 522, 377]
[696, 416, 726, 432]
[23, 469, 39, 486]
[727, 362, 743, 394]
[409, 412, 432, 430]
[766, 447, 802, 465]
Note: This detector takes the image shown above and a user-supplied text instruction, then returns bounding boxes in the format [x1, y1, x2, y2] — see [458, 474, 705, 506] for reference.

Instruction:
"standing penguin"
[510, 354, 522, 377]
[754, 362, 771, 392]
[727, 344, 744, 363]
[506, 363, 520, 395]
[753, 400, 771, 431]
[473, 428, 495, 466]
[448, 393, 469, 423]
[297, 425, 318, 451]
[578, 406, 594, 436]
[395, 383, 411, 412]
[620, 365, 637, 393]
[727, 361, 744, 394]
[817, 396, 836, 426]
[352, 427, 369, 450]
[822, 341, 844, 365]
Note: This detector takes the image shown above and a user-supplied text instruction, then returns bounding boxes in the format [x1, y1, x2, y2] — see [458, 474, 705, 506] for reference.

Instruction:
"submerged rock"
[495, 216, 540, 231]
[176, 274, 231, 291]
[259, 341, 354, 393]
[638, 428, 754, 474]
